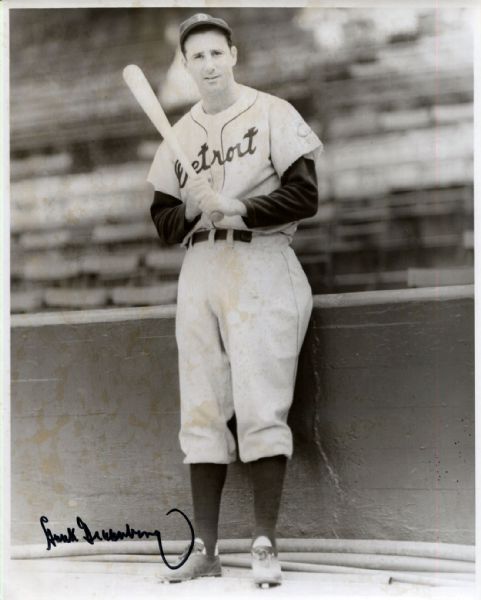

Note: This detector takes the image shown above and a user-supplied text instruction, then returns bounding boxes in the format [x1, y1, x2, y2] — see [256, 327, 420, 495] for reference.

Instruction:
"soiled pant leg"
[176, 246, 236, 464]
[217, 242, 313, 463]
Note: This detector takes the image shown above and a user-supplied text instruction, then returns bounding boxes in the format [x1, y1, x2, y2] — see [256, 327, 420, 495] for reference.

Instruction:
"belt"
[190, 229, 253, 246]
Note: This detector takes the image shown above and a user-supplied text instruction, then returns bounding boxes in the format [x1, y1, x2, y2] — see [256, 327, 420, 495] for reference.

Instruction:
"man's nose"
[203, 56, 215, 72]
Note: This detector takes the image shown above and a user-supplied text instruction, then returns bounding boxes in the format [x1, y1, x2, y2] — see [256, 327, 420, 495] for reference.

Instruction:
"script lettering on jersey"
[175, 126, 258, 188]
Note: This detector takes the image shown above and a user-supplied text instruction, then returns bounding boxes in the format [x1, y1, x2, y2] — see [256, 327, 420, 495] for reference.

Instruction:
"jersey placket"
[205, 118, 225, 194]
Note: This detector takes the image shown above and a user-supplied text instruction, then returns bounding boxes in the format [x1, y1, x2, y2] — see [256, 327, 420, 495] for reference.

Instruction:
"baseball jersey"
[147, 85, 322, 245]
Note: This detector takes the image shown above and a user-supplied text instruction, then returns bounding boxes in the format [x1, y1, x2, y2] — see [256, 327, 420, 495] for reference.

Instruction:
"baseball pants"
[175, 232, 313, 463]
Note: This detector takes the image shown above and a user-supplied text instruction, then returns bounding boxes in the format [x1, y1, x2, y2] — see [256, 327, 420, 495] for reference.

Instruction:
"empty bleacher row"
[328, 103, 472, 139]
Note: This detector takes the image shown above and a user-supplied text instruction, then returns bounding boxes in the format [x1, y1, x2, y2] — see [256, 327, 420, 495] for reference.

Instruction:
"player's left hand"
[200, 193, 247, 219]
[186, 175, 246, 218]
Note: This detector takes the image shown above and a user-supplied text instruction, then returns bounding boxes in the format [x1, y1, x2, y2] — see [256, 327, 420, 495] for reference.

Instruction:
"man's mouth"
[205, 76, 220, 81]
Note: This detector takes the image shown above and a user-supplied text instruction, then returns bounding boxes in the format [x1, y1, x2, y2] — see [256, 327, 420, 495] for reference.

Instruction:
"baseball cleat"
[158, 538, 221, 583]
[251, 537, 282, 588]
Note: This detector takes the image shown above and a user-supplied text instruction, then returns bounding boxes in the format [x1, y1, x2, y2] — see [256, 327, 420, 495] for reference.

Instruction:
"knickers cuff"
[181, 444, 237, 465]
[239, 442, 293, 463]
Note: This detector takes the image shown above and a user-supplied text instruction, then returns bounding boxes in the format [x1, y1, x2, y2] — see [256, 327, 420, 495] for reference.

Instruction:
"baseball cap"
[179, 13, 232, 47]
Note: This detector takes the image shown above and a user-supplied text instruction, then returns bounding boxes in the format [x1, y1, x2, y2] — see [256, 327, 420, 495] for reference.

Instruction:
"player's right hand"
[184, 174, 215, 221]
[185, 195, 202, 221]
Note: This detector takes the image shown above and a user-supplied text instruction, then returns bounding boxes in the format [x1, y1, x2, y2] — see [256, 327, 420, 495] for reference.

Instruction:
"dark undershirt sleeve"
[150, 192, 201, 245]
[241, 156, 318, 228]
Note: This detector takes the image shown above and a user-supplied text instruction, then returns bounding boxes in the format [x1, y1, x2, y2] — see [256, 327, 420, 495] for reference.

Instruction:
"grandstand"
[10, 7, 474, 312]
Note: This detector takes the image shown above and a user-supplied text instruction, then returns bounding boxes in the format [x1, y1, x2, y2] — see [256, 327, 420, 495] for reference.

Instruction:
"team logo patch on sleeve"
[297, 122, 313, 138]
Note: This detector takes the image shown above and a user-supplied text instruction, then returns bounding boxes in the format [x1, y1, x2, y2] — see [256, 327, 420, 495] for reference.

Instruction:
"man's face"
[183, 29, 237, 96]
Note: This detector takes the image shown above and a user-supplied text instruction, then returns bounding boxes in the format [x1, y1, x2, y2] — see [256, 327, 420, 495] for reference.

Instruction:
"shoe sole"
[160, 572, 222, 584]
[256, 580, 282, 589]
[252, 566, 282, 588]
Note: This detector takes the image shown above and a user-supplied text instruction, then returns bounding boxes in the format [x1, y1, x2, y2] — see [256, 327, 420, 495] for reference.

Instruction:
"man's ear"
[231, 46, 238, 67]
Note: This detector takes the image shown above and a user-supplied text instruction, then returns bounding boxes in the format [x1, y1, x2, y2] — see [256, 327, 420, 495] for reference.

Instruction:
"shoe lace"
[251, 545, 276, 561]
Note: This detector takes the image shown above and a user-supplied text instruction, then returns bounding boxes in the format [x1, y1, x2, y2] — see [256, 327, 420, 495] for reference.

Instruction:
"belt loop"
[226, 229, 234, 248]
[208, 229, 216, 248]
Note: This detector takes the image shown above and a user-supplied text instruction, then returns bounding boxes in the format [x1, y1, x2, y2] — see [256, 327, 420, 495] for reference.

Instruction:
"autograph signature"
[40, 509, 194, 570]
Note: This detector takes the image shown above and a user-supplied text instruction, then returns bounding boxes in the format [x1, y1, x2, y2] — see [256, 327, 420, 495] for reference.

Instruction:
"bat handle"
[210, 210, 224, 223]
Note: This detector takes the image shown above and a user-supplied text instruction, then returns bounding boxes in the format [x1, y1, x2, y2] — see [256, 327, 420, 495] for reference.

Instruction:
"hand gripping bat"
[122, 64, 223, 223]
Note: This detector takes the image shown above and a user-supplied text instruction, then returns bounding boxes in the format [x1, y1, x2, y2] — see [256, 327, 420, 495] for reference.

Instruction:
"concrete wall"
[11, 286, 474, 546]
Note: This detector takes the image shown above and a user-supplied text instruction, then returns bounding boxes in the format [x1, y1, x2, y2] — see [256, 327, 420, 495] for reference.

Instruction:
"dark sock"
[190, 463, 228, 557]
[249, 455, 287, 552]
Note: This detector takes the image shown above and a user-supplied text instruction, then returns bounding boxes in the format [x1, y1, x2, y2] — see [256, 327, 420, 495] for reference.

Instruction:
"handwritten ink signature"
[40, 509, 194, 570]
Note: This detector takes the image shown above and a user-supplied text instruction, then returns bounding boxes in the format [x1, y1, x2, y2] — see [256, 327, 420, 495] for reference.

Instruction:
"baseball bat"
[122, 65, 223, 223]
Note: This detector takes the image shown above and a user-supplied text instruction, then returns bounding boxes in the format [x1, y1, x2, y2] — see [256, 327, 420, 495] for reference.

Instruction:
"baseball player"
[148, 13, 322, 587]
